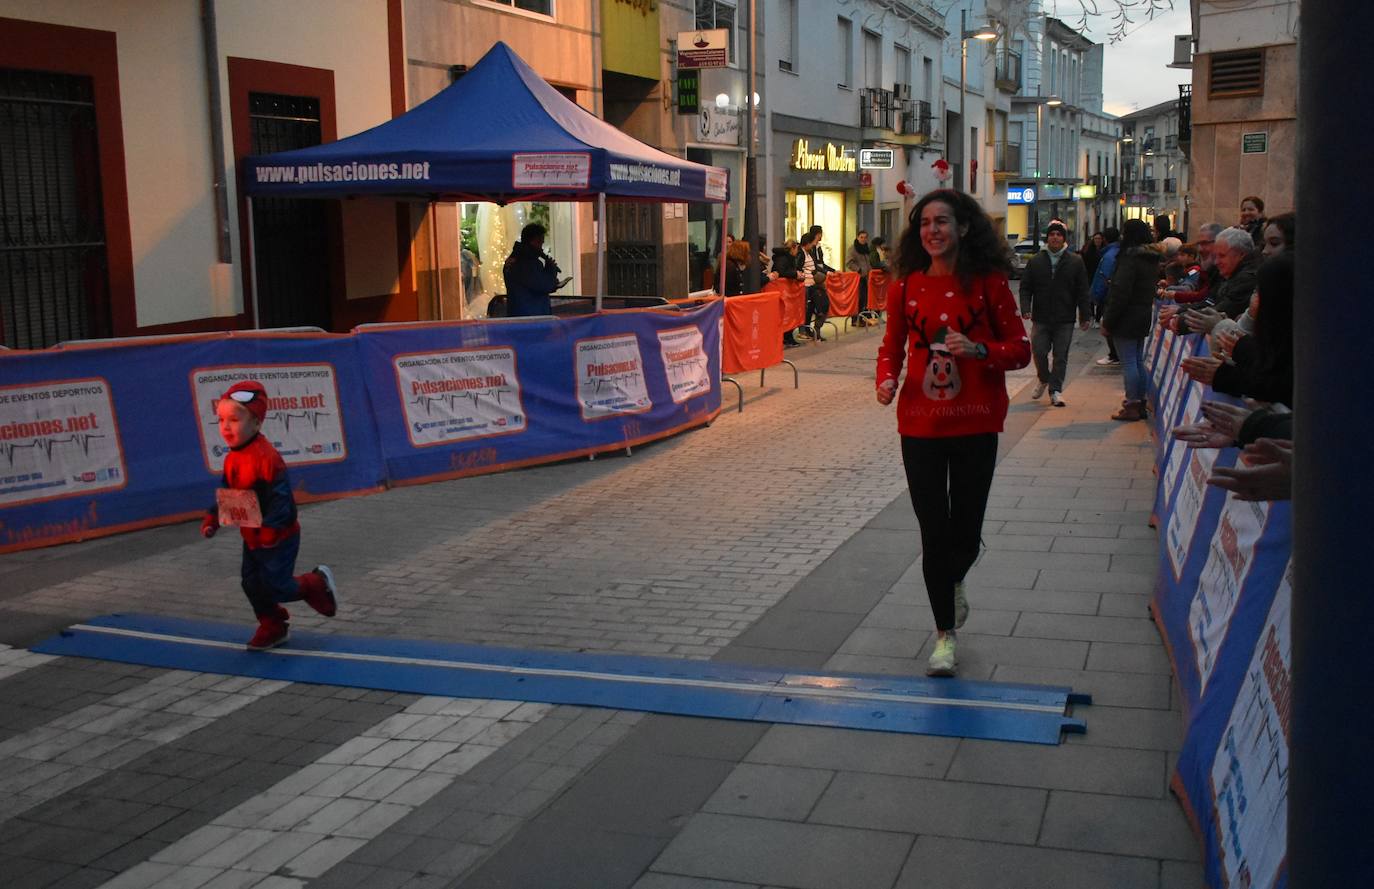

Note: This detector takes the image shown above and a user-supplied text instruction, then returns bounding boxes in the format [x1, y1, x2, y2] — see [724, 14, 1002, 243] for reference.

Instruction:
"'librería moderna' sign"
[790, 139, 856, 173]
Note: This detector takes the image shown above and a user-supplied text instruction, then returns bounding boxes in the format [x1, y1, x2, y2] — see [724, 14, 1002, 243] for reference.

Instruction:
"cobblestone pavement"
[0, 320, 1203, 889]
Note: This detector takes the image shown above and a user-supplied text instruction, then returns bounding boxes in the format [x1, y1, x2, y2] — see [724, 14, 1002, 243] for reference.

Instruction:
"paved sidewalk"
[0, 320, 1202, 889]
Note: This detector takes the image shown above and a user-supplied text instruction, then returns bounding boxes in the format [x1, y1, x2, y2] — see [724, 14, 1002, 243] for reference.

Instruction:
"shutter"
[1209, 50, 1264, 98]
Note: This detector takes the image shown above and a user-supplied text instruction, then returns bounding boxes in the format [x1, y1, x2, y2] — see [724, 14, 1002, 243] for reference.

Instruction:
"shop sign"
[859, 148, 894, 170]
[859, 187, 875, 202]
[1040, 184, 1072, 200]
[676, 71, 699, 115]
[790, 139, 856, 173]
[1007, 186, 1036, 205]
[1242, 132, 1268, 154]
[677, 29, 729, 69]
[1075, 184, 1098, 199]
[696, 105, 740, 145]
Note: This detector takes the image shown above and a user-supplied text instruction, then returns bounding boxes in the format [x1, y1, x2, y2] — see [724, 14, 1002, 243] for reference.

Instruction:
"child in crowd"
[201, 380, 338, 650]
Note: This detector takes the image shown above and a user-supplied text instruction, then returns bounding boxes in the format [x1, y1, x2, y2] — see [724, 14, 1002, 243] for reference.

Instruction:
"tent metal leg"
[430, 202, 443, 321]
[596, 193, 606, 312]
[246, 196, 261, 329]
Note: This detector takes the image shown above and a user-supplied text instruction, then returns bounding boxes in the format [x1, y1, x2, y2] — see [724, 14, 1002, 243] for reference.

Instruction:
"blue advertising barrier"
[355, 301, 722, 485]
[1145, 327, 1291, 889]
[0, 333, 385, 552]
[0, 301, 723, 552]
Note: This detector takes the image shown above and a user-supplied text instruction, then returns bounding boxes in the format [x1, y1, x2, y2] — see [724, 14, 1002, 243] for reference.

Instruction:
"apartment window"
[838, 17, 853, 88]
[696, 0, 737, 65]
[778, 0, 797, 72]
[863, 30, 881, 89]
[483, 0, 552, 15]
[1209, 48, 1264, 97]
[923, 56, 934, 102]
[895, 44, 911, 96]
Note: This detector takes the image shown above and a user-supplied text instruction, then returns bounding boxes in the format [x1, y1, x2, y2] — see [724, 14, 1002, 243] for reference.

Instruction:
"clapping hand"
[1172, 422, 1233, 449]
[1207, 438, 1293, 501]
[1184, 306, 1223, 334]
[1213, 327, 1242, 360]
[1198, 400, 1252, 439]
[1181, 355, 1223, 385]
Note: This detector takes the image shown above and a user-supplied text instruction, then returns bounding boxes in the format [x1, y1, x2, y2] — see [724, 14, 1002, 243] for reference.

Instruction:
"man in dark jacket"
[502, 223, 566, 317]
[1177, 226, 1258, 335]
[1020, 222, 1091, 407]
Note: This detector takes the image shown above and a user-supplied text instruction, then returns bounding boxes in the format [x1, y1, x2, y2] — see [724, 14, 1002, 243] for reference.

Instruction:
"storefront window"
[785, 189, 846, 264]
[459, 201, 575, 317]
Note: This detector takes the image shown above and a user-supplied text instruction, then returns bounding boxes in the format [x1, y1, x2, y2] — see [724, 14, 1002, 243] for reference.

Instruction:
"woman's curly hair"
[894, 189, 1012, 290]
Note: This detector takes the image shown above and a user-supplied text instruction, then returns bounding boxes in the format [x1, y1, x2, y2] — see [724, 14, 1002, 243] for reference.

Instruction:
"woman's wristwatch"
[974, 342, 989, 360]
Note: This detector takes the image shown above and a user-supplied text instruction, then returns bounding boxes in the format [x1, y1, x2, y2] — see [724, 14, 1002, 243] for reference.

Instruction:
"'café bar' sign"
[790, 139, 856, 173]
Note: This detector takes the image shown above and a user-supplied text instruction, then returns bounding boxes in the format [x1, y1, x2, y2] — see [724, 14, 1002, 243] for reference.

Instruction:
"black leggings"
[901, 433, 999, 631]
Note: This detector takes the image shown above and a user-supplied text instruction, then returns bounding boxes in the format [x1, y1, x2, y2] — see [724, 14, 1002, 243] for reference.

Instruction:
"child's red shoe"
[299, 565, 338, 617]
[246, 614, 290, 650]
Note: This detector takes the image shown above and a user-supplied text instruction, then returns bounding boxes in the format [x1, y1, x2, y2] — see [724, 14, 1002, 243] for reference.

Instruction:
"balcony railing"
[1165, 134, 1178, 150]
[860, 87, 898, 129]
[1164, 178, 1178, 193]
[860, 89, 932, 138]
[1178, 84, 1192, 145]
[1142, 178, 1158, 193]
[995, 51, 1021, 92]
[993, 141, 1021, 174]
[1122, 179, 1137, 194]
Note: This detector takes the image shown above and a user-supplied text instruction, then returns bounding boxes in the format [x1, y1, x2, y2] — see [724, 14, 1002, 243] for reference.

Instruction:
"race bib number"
[217, 488, 262, 528]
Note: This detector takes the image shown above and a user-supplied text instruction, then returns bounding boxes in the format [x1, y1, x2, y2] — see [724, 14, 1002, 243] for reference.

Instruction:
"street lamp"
[958, 9, 998, 192]
[1031, 96, 1062, 249]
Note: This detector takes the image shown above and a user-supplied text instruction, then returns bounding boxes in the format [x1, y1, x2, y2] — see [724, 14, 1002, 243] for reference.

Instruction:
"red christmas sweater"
[211, 433, 300, 549]
[875, 271, 1031, 438]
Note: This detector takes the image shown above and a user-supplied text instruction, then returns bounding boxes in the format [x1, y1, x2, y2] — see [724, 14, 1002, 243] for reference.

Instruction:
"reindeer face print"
[909, 293, 984, 403]
[924, 346, 960, 400]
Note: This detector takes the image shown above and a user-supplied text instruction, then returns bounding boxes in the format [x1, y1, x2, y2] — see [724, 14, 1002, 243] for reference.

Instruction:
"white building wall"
[1196, 0, 1299, 53]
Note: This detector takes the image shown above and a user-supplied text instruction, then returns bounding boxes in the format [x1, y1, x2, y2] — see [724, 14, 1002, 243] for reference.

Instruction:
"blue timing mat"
[33, 613, 1090, 745]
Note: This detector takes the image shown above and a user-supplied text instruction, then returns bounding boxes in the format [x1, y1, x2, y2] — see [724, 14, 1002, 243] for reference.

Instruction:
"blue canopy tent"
[241, 41, 730, 319]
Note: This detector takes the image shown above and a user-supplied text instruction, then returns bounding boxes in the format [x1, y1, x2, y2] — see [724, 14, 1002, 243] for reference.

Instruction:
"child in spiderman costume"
[201, 380, 338, 650]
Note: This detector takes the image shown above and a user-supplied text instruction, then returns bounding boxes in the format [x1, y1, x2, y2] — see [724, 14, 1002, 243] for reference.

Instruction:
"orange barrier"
[825, 270, 860, 319]
[764, 278, 807, 331]
[722, 290, 785, 374]
[868, 269, 891, 313]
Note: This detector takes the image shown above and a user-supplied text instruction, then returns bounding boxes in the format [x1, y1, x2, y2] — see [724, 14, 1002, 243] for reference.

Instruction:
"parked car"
[1009, 240, 1040, 279]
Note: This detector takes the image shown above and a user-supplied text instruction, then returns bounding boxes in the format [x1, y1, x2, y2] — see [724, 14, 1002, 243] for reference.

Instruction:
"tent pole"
[718, 199, 729, 296]
[596, 193, 606, 312]
[429, 201, 443, 321]
[246, 196, 261, 329]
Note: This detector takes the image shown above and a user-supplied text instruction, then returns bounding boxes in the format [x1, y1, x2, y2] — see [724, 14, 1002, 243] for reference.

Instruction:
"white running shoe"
[926, 634, 957, 677]
[1031, 382, 1047, 399]
[953, 582, 969, 628]
[1095, 356, 1120, 367]
[1050, 391, 1066, 407]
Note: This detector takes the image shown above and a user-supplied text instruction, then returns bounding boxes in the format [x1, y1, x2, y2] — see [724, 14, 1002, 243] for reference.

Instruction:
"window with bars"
[695, 0, 737, 65]
[1209, 49, 1264, 97]
[0, 67, 111, 349]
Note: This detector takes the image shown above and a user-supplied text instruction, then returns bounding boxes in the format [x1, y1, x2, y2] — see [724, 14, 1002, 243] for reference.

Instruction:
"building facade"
[1118, 99, 1189, 235]
[1006, 11, 1116, 249]
[1182, 0, 1298, 232]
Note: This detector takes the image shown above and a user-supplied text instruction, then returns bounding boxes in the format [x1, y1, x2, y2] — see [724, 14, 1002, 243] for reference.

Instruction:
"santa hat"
[222, 380, 268, 422]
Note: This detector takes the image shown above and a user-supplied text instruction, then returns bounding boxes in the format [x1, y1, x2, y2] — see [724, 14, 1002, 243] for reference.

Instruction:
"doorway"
[249, 92, 331, 330]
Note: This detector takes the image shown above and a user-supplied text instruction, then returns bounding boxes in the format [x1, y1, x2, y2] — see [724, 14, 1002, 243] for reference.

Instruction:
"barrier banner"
[868, 269, 890, 313]
[0, 334, 385, 553]
[1147, 336, 1293, 889]
[825, 271, 860, 319]
[765, 279, 806, 330]
[356, 301, 722, 486]
[722, 291, 784, 374]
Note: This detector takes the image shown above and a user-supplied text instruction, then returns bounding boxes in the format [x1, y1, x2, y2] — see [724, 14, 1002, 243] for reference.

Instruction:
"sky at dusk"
[1068, 0, 1194, 116]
